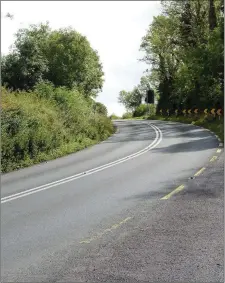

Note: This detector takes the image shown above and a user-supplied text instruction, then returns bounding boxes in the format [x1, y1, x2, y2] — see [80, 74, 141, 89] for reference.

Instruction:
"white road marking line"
[1, 123, 163, 204]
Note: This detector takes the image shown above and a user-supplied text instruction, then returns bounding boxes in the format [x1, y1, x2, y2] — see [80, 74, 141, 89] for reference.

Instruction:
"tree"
[139, 0, 224, 112]
[2, 24, 51, 91]
[136, 75, 151, 98]
[209, 0, 217, 31]
[140, 14, 180, 110]
[44, 27, 104, 97]
[118, 88, 142, 112]
[1, 23, 104, 98]
[118, 90, 133, 111]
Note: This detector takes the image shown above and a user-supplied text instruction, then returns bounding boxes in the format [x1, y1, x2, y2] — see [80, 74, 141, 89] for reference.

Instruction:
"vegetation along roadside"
[1, 24, 115, 173]
[117, 1, 224, 143]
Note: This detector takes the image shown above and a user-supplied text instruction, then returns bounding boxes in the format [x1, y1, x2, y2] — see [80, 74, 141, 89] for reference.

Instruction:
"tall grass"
[1, 83, 115, 173]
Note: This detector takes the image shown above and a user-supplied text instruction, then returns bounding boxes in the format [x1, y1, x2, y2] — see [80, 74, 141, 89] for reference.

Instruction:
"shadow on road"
[151, 137, 218, 154]
[124, 174, 220, 203]
[105, 121, 218, 154]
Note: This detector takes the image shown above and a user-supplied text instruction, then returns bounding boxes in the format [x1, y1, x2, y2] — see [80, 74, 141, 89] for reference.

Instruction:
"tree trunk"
[209, 0, 217, 31]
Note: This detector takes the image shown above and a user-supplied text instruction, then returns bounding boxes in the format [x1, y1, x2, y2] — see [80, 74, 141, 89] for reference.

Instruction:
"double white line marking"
[1, 123, 163, 204]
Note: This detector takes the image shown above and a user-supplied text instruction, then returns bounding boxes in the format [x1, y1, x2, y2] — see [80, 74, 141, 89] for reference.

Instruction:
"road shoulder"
[57, 152, 224, 283]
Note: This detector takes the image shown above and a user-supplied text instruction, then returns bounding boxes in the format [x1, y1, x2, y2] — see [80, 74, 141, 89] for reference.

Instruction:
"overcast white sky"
[1, 1, 161, 116]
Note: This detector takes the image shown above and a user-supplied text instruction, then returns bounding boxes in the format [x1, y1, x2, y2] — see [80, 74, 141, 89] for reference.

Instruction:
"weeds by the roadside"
[1, 85, 115, 173]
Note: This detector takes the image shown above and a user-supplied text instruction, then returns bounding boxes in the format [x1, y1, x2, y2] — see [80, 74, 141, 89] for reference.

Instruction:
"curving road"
[1, 120, 221, 282]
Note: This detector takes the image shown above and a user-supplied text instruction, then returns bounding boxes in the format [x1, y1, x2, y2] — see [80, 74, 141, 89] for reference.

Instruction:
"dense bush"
[122, 112, 133, 119]
[1, 84, 114, 173]
[94, 102, 108, 116]
[133, 104, 156, 117]
[109, 113, 120, 120]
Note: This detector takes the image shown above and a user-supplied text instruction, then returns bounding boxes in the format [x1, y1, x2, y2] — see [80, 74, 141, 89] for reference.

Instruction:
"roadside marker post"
[217, 109, 222, 120]
[204, 108, 208, 118]
[194, 108, 198, 118]
[211, 108, 216, 119]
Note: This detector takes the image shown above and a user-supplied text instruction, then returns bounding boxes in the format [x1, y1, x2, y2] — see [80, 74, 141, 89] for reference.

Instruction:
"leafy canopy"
[1, 23, 104, 98]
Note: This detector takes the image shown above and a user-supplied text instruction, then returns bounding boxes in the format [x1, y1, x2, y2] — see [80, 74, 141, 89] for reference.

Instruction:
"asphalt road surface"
[1, 120, 223, 282]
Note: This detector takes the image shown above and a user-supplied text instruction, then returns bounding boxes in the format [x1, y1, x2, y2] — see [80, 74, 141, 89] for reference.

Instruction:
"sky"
[1, 1, 161, 116]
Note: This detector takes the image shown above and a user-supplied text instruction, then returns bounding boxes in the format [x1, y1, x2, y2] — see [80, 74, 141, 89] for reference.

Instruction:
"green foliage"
[133, 104, 148, 117]
[118, 88, 142, 112]
[118, 90, 133, 111]
[1, 85, 114, 173]
[139, 0, 224, 112]
[117, 75, 159, 113]
[122, 112, 133, 119]
[109, 113, 120, 120]
[44, 27, 104, 97]
[1, 23, 104, 97]
[94, 102, 108, 116]
[138, 76, 151, 96]
[2, 24, 50, 91]
[133, 104, 156, 117]
[33, 80, 55, 99]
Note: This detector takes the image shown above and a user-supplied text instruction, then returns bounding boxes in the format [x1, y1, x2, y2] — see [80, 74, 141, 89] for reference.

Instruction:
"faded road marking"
[80, 217, 132, 244]
[194, 167, 206, 177]
[217, 149, 222, 153]
[210, 156, 218, 162]
[161, 185, 185, 200]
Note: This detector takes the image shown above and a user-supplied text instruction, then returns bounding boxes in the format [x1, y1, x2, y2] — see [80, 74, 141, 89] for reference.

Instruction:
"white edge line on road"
[1, 123, 163, 204]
